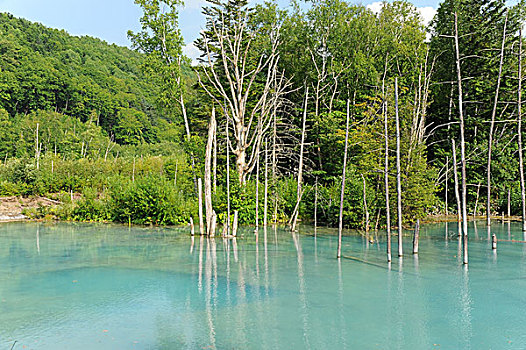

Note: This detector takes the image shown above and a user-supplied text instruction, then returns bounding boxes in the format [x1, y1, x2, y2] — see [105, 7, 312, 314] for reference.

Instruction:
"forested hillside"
[0, 12, 196, 149]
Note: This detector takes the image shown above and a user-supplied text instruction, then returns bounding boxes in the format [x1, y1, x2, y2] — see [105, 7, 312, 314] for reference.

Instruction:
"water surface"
[0, 221, 525, 349]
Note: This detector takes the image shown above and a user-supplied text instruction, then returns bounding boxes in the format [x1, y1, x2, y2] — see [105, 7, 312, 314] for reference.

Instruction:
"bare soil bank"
[0, 196, 60, 222]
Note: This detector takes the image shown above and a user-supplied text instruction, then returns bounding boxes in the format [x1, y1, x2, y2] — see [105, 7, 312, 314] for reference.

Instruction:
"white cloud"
[366, 2, 437, 27]
[183, 42, 201, 66]
[418, 6, 437, 27]
[366, 1, 384, 14]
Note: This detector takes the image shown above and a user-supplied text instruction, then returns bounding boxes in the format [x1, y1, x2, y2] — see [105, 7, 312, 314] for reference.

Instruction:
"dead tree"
[291, 88, 309, 232]
[487, 12, 508, 226]
[205, 108, 217, 237]
[198, 178, 205, 236]
[452, 139, 462, 235]
[197, 10, 290, 185]
[255, 147, 260, 230]
[519, 28, 526, 231]
[264, 140, 269, 227]
[337, 100, 351, 259]
[395, 78, 403, 257]
[454, 12, 469, 264]
[384, 85, 392, 263]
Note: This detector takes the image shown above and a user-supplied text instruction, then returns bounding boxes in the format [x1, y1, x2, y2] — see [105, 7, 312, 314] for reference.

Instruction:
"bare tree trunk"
[255, 148, 260, 231]
[264, 140, 269, 227]
[487, 13, 508, 226]
[474, 182, 481, 216]
[291, 87, 309, 232]
[413, 219, 420, 254]
[232, 210, 239, 237]
[226, 116, 231, 235]
[384, 82, 392, 263]
[454, 12, 469, 264]
[179, 95, 198, 195]
[198, 178, 205, 236]
[508, 188, 511, 218]
[445, 156, 449, 216]
[35, 123, 40, 170]
[395, 78, 403, 257]
[452, 139, 462, 236]
[314, 177, 318, 235]
[205, 108, 217, 237]
[213, 126, 217, 194]
[337, 99, 351, 259]
[272, 108, 278, 224]
[518, 28, 526, 231]
[362, 174, 370, 233]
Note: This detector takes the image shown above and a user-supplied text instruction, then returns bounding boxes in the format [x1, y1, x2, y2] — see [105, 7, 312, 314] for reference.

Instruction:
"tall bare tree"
[197, 2, 290, 185]
[519, 28, 526, 232]
[486, 12, 508, 226]
[454, 12, 469, 264]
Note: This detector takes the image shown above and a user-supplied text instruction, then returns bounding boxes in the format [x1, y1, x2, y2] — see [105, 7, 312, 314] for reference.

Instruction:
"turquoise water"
[0, 221, 525, 349]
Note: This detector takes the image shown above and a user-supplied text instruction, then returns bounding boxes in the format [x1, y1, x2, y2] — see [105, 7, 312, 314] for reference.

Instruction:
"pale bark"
[452, 139, 462, 235]
[384, 89, 392, 263]
[445, 156, 449, 216]
[487, 13, 508, 226]
[454, 12, 469, 264]
[198, 178, 205, 236]
[256, 148, 260, 230]
[226, 116, 231, 234]
[395, 78, 403, 257]
[337, 100, 351, 259]
[197, 13, 290, 185]
[35, 123, 40, 170]
[264, 140, 269, 227]
[314, 177, 318, 235]
[205, 108, 217, 237]
[232, 210, 239, 237]
[291, 87, 309, 232]
[518, 28, 526, 231]
[362, 174, 370, 233]
[413, 219, 420, 254]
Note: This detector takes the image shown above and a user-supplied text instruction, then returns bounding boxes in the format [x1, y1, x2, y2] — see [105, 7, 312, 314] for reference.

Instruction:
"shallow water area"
[0, 221, 525, 349]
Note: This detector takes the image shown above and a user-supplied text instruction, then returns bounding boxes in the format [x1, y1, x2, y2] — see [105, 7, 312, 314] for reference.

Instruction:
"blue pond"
[0, 221, 525, 349]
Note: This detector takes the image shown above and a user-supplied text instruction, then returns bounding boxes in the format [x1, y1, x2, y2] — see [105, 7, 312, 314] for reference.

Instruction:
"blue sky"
[0, 0, 440, 62]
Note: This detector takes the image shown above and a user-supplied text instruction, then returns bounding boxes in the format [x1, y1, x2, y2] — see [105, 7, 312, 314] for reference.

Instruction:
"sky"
[0, 0, 439, 63]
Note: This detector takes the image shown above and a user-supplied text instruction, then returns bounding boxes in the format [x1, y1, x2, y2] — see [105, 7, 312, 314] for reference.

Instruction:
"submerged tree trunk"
[226, 116, 231, 235]
[337, 100, 351, 259]
[384, 82, 392, 263]
[314, 177, 318, 235]
[205, 108, 217, 237]
[487, 13, 508, 226]
[264, 140, 269, 227]
[255, 148, 260, 231]
[198, 178, 204, 236]
[395, 78, 403, 257]
[452, 139, 462, 235]
[454, 12, 469, 264]
[445, 156, 449, 216]
[179, 95, 198, 195]
[291, 87, 309, 232]
[362, 174, 370, 233]
[518, 28, 526, 231]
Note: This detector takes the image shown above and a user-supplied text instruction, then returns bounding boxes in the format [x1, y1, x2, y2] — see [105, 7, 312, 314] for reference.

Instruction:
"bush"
[110, 175, 193, 225]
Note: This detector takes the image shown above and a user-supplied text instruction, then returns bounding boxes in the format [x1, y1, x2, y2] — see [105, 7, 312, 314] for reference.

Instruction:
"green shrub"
[110, 175, 193, 225]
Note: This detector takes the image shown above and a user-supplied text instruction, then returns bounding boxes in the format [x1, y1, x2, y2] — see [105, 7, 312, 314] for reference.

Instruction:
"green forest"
[0, 0, 525, 232]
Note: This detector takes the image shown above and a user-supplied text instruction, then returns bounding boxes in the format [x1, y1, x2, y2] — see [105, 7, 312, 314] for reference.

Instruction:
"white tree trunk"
[337, 100, 351, 259]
